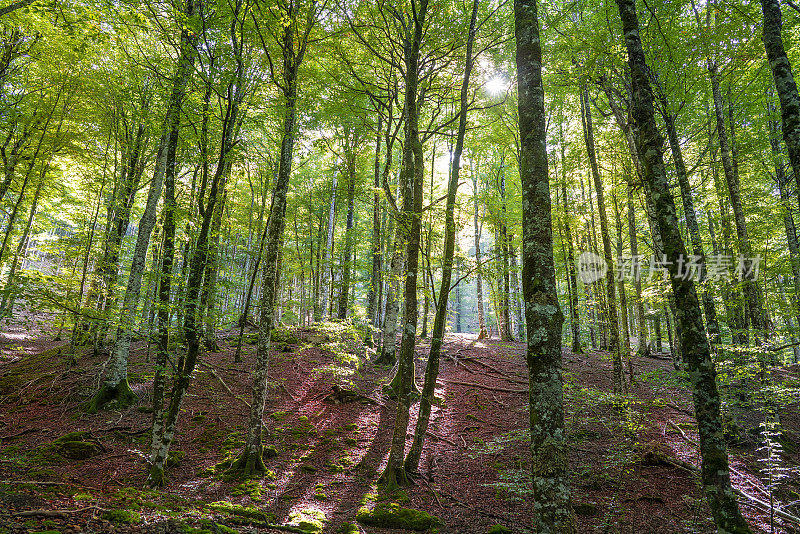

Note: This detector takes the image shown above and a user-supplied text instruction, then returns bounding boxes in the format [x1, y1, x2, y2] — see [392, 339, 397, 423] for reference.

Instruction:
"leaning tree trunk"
[614, 0, 752, 529]
[91, 136, 167, 412]
[515, 0, 576, 530]
[658, 91, 721, 348]
[404, 0, 478, 474]
[760, 0, 800, 206]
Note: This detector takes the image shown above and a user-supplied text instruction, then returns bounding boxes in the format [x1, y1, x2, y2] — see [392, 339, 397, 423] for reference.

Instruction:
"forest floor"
[0, 314, 798, 533]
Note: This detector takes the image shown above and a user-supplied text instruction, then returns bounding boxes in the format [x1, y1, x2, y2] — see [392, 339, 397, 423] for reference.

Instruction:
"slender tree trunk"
[581, 88, 623, 393]
[710, 64, 769, 342]
[405, 0, 478, 473]
[562, 179, 581, 353]
[367, 116, 383, 339]
[614, 0, 752, 529]
[320, 167, 337, 318]
[473, 173, 488, 339]
[337, 150, 356, 319]
[233, 2, 314, 475]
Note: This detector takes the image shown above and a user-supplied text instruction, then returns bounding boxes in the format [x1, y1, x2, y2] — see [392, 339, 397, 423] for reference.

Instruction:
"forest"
[0, 0, 799, 531]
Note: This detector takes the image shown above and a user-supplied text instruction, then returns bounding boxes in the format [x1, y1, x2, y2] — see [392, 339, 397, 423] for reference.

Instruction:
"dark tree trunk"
[405, 0, 478, 474]
[614, 0, 752, 529]
[760, 0, 800, 208]
[515, 0, 576, 530]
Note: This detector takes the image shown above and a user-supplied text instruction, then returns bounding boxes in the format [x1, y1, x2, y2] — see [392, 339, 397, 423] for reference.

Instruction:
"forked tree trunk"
[379, 0, 428, 488]
[614, 0, 752, 529]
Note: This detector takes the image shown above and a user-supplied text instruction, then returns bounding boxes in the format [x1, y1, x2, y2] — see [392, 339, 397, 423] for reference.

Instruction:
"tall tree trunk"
[367, 116, 383, 339]
[320, 167, 337, 317]
[627, 193, 648, 357]
[562, 178, 581, 353]
[760, 0, 800, 204]
[146, 0, 202, 486]
[516, 0, 576, 530]
[614, 0, 752, 529]
[473, 172, 488, 339]
[498, 161, 513, 341]
[232, 0, 315, 475]
[580, 88, 623, 393]
[337, 150, 356, 319]
[405, 0, 478, 473]
[657, 88, 722, 349]
[379, 0, 429, 488]
[709, 64, 769, 343]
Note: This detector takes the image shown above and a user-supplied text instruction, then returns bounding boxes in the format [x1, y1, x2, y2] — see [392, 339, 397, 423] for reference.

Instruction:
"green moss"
[206, 501, 277, 525]
[488, 525, 512, 534]
[271, 327, 299, 344]
[356, 503, 442, 531]
[288, 508, 326, 533]
[337, 523, 359, 534]
[230, 477, 273, 500]
[30, 531, 61, 534]
[101, 509, 142, 524]
[270, 411, 288, 421]
[326, 455, 354, 473]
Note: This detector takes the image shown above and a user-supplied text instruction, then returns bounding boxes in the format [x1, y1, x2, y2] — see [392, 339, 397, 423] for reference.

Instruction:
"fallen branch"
[438, 379, 526, 394]
[0, 427, 40, 440]
[281, 383, 299, 402]
[426, 431, 459, 448]
[16, 506, 105, 518]
[654, 451, 800, 527]
[199, 362, 250, 408]
[665, 402, 694, 416]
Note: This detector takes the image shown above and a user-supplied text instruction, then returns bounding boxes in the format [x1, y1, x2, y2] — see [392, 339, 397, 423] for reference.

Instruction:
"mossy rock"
[207, 501, 276, 526]
[101, 509, 141, 524]
[55, 441, 102, 460]
[167, 450, 186, 468]
[337, 523, 359, 534]
[356, 503, 442, 531]
[488, 525, 512, 534]
[47, 431, 104, 460]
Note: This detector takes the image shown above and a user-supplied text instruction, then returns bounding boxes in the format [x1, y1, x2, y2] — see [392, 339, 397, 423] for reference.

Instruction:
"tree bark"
[760, 0, 800, 207]
[614, 0, 752, 529]
[580, 88, 623, 393]
[379, 0, 429, 488]
[516, 0, 576, 530]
